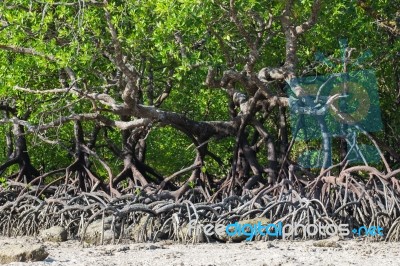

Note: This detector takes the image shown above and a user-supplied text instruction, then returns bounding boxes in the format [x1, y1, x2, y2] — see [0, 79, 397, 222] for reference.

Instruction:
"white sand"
[1, 236, 399, 266]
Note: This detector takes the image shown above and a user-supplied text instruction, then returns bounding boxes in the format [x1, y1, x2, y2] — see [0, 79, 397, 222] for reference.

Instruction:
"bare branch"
[0, 114, 151, 133]
[174, 31, 188, 59]
[14, 85, 124, 113]
[357, 0, 399, 36]
[296, 0, 322, 34]
[229, 0, 254, 50]
[0, 44, 56, 61]
[276, 0, 297, 78]
[34, 0, 105, 6]
[14, 86, 69, 94]
[103, 1, 139, 107]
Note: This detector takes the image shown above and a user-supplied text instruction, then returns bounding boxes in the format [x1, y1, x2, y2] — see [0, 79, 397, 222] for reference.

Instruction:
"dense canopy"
[0, 0, 399, 199]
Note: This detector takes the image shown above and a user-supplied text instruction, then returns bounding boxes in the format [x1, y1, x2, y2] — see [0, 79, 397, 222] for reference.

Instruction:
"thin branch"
[295, 0, 322, 34]
[0, 114, 151, 133]
[0, 44, 56, 61]
[14, 86, 68, 94]
[34, 0, 105, 6]
[229, 0, 254, 49]
[103, 1, 139, 107]
[14, 85, 124, 113]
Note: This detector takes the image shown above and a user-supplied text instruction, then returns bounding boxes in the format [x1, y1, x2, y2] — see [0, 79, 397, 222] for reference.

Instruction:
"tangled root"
[1, 166, 400, 243]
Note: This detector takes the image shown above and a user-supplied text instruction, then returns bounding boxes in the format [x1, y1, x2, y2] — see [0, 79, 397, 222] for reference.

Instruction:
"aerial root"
[1, 169, 400, 243]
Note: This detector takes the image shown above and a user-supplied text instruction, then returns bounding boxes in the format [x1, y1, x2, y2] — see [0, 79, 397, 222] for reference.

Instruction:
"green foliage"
[134, 187, 141, 196]
[0, 0, 398, 181]
[0, 177, 7, 189]
[146, 126, 195, 175]
[188, 180, 196, 189]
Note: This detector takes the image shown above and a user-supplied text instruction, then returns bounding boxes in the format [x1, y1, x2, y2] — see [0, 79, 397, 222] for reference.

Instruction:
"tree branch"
[0, 44, 56, 61]
[103, 1, 139, 107]
[0, 114, 151, 133]
[295, 0, 322, 34]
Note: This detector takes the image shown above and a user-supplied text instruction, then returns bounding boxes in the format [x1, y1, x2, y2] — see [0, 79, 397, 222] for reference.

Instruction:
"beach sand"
[0, 236, 398, 266]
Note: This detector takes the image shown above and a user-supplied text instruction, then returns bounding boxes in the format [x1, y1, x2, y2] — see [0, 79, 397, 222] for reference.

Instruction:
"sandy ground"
[1, 236, 399, 266]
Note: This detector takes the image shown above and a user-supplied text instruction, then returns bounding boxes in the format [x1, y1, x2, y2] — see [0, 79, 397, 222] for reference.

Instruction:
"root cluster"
[2, 165, 400, 243]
